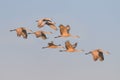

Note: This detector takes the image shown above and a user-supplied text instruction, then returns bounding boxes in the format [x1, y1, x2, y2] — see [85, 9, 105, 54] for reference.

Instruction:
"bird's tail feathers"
[57, 46, 65, 49]
[76, 49, 84, 53]
[42, 31, 53, 34]
[99, 49, 110, 55]
[103, 50, 110, 55]
[71, 35, 80, 38]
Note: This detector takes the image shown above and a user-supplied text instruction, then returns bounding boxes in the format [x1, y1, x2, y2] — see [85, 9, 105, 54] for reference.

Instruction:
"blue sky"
[0, 0, 120, 80]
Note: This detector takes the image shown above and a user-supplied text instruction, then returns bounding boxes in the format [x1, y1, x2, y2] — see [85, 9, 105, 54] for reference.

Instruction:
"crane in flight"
[54, 24, 80, 38]
[85, 49, 110, 61]
[36, 18, 58, 30]
[42, 41, 64, 49]
[59, 40, 84, 53]
[10, 27, 30, 39]
[28, 30, 52, 40]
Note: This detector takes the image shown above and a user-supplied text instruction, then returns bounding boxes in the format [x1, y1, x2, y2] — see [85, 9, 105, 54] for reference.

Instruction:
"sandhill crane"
[36, 18, 57, 30]
[85, 49, 110, 61]
[42, 41, 64, 49]
[28, 30, 52, 40]
[10, 27, 28, 39]
[54, 24, 80, 38]
[59, 40, 84, 52]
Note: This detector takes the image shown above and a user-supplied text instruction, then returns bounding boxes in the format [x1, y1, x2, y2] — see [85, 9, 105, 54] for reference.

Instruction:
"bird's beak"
[36, 20, 38, 22]
[27, 33, 31, 34]
[85, 52, 90, 55]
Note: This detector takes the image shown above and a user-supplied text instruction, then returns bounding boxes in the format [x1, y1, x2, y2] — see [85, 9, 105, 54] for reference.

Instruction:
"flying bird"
[28, 30, 52, 40]
[54, 24, 80, 38]
[36, 18, 57, 30]
[42, 41, 64, 49]
[59, 40, 84, 52]
[85, 49, 110, 61]
[10, 27, 30, 39]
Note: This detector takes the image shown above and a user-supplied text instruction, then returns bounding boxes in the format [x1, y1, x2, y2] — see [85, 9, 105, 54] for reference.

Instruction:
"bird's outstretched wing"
[66, 25, 70, 33]
[46, 21, 57, 30]
[65, 41, 74, 50]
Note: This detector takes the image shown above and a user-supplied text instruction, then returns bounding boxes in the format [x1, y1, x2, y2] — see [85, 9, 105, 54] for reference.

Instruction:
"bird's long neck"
[85, 52, 91, 55]
[54, 35, 61, 38]
[10, 29, 16, 32]
[28, 32, 34, 34]
[57, 46, 64, 48]
[27, 31, 34, 34]
[42, 46, 48, 49]
[59, 50, 66, 52]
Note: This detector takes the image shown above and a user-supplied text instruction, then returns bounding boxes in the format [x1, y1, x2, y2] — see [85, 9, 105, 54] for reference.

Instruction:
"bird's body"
[60, 40, 84, 53]
[36, 18, 57, 30]
[85, 49, 110, 61]
[55, 24, 80, 38]
[42, 41, 64, 49]
[10, 27, 28, 39]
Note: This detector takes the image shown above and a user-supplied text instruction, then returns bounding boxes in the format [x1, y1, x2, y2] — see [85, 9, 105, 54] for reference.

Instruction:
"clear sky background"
[0, 0, 120, 80]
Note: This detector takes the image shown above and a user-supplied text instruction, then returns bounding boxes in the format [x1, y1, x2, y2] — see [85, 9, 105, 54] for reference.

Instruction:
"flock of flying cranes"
[10, 18, 110, 62]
